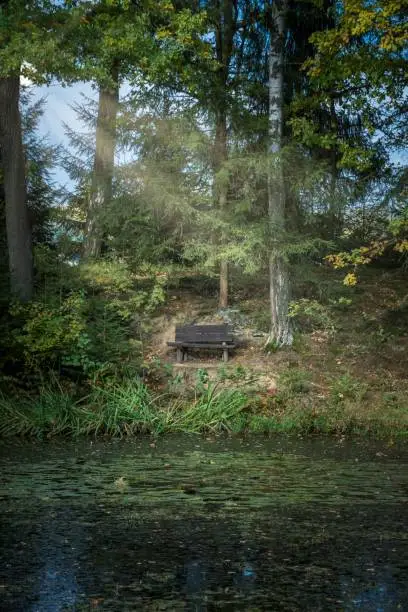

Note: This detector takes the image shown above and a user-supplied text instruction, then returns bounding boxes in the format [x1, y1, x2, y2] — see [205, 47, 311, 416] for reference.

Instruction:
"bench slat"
[168, 324, 234, 362]
[175, 324, 232, 343]
[168, 342, 235, 348]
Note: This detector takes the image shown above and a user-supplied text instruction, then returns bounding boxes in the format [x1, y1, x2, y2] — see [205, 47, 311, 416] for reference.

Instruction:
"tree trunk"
[0, 76, 33, 301]
[329, 98, 341, 239]
[215, 109, 229, 308]
[84, 65, 119, 259]
[267, 0, 292, 347]
[219, 260, 228, 309]
[214, 0, 235, 309]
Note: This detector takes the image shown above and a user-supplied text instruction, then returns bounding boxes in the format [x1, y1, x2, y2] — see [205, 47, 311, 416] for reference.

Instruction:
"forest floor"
[1, 264, 406, 438]
[144, 265, 408, 436]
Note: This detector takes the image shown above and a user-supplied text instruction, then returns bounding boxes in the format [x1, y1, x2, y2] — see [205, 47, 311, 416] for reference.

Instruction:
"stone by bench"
[167, 324, 235, 362]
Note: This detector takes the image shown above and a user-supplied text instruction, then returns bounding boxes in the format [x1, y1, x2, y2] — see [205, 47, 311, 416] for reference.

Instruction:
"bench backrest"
[175, 324, 232, 343]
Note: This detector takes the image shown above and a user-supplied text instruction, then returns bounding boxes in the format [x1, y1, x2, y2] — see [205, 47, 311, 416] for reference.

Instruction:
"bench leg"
[183, 350, 188, 362]
[176, 348, 182, 363]
[223, 348, 228, 362]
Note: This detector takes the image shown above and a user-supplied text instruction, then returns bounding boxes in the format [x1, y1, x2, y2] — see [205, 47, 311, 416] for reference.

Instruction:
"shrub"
[279, 368, 313, 395]
[6, 255, 167, 383]
[288, 298, 336, 335]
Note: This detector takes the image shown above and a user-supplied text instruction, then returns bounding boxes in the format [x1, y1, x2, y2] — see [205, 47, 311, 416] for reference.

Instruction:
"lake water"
[0, 436, 407, 611]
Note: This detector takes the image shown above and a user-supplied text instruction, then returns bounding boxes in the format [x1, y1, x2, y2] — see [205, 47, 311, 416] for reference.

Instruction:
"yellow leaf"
[343, 273, 357, 287]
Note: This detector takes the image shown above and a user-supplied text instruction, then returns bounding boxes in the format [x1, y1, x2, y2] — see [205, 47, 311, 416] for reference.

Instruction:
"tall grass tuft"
[0, 388, 79, 437]
[81, 380, 160, 435]
[167, 384, 250, 434]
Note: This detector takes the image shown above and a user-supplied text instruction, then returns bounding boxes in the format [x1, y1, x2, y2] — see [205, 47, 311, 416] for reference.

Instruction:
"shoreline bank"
[1, 380, 406, 439]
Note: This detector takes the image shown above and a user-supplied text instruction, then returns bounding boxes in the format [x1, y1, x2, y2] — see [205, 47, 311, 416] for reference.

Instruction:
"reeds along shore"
[0, 379, 406, 438]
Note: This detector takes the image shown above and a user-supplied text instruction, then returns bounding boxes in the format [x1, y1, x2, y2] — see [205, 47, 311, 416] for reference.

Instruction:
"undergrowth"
[0, 381, 250, 438]
[0, 375, 406, 439]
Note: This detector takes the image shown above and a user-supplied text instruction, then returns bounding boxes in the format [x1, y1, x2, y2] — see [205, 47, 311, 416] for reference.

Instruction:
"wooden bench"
[167, 324, 235, 362]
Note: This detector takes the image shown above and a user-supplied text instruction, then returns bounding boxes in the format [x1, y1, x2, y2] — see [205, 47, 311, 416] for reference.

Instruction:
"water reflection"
[184, 560, 207, 610]
[0, 437, 406, 610]
[340, 568, 400, 611]
[34, 558, 77, 612]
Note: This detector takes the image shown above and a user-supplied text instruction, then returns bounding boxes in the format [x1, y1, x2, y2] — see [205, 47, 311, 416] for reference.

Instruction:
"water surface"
[0, 436, 407, 610]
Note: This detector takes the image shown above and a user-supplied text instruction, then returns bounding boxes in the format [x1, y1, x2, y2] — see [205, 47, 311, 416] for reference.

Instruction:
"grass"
[0, 380, 250, 438]
[1, 267, 407, 440]
[0, 373, 406, 439]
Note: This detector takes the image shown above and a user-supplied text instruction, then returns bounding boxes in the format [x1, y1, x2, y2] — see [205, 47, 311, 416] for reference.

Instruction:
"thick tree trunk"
[84, 66, 119, 259]
[267, 0, 292, 347]
[0, 76, 33, 301]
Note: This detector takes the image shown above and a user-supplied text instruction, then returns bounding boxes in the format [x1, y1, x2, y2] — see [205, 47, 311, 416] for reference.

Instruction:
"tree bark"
[219, 259, 228, 308]
[329, 98, 342, 239]
[267, 0, 292, 346]
[214, 108, 229, 308]
[0, 75, 33, 301]
[84, 65, 120, 259]
[213, 0, 235, 309]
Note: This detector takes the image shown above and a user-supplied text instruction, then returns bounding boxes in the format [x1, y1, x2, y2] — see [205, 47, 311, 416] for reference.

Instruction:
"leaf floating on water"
[114, 476, 127, 490]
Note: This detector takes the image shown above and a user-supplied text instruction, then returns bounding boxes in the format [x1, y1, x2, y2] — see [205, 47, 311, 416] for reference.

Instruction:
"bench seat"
[167, 324, 235, 362]
[167, 341, 235, 349]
